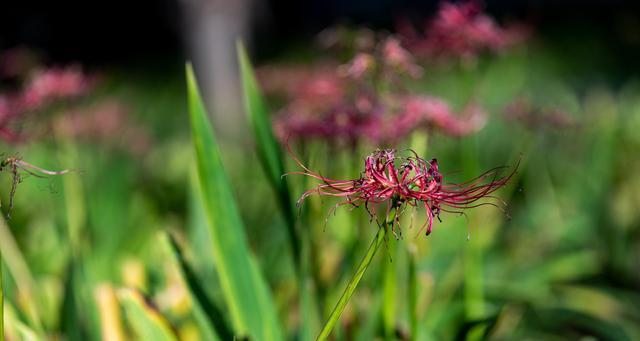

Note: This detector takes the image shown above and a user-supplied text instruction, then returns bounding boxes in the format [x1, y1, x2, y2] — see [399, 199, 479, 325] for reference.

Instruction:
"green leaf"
[0, 253, 4, 341]
[4, 303, 39, 341]
[236, 41, 300, 266]
[185, 63, 283, 340]
[118, 289, 177, 341]
[165, 232, 232, 341]
[525, 307, 631, 341]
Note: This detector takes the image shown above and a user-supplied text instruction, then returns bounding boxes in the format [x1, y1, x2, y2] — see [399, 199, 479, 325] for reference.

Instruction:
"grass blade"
[236, 41, 300, 266]
[94, 284, 125, 341]
[0, 216, 42, 332]
[0, 251, 3, 341]
[118, 289, 177, 341]
[165, 232, 232, 340]
[4, 303, 38, 341]
[186, 63, 283, 340]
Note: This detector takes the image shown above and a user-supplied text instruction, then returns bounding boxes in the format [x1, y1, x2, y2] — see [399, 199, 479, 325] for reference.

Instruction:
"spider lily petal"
[293, 149, 516, 236]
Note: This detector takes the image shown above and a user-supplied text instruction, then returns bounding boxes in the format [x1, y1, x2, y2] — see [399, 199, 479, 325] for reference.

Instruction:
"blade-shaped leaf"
[4, 303, 39, 341]
[236, 41, 300, 265]
[165, 232, 232, 341]
[118, 289, 177, 341]
[185, 63, 283, 340]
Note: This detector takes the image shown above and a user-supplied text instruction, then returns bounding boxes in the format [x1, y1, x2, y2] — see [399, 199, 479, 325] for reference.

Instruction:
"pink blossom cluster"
[54, 101, 151, 155]
[274, 94, 485, 145]
[20, 67, 94, 110]
[258, 3, 527, 145]
[0, 47, 39, 79]
[256, 64, 346, 115]
[338, 37, 423, 80]
[292, 148, 515, 236]
[397, 1, 528, 62]
[0, 64, 95, 142]
[503, 98, 575, 129]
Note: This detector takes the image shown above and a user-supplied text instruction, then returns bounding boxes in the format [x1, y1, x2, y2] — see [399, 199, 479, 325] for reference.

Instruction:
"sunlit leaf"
[186, 63, 283, 340]
[118, 289, 177, 341]
[165, 232, 232, 341]
[236, 41, 299, 264]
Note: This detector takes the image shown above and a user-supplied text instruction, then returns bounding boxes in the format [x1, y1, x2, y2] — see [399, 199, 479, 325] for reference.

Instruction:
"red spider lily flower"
[256, 64, 344, 104]
[274, 94, 486, 145]
[0, 65, 96, 143]
[396, 95, 486, 137]
[396, 1, 528, 62]
[20, 66, 94, 111]
[290, 148, 516, 236]
[338, 53, 376, 80]
[503, 98, 575, 130]
[0, 95, 20, 141]
[274, 94, 385, 145]
[381, 37, 423, 78]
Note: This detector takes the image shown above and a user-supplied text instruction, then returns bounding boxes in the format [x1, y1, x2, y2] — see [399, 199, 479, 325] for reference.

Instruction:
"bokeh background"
[1, 0, 640, 340]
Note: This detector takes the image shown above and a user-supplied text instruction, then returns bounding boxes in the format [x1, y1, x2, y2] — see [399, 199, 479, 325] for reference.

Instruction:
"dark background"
[2, 0, 639, 69]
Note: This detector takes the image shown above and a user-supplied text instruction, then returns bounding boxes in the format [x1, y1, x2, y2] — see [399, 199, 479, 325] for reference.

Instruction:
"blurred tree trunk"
[181, 0, 254, 141]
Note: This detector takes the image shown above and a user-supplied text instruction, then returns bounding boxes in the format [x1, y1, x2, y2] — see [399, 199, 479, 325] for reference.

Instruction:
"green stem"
[381, 207, 402, 340]
[462, 137, 485, 341]
[408, 249, 417, 341]
[382, 236, 397, 340]
[316, 226, 387, 341]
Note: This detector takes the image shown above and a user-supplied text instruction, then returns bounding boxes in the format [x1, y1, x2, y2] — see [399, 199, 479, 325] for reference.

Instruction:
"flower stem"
[407, 247, 418, 341]
[382, 235, 397, 340]
[316, 225, 387, 341]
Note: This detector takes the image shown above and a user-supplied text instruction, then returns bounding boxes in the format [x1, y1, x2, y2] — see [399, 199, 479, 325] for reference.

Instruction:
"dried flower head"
[0, 156, 70, 219]
[291, 148, 516, 236]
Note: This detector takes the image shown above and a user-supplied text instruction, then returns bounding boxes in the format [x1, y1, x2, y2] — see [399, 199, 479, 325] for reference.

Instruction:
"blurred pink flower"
[381, 37, 423, 78]
[503, 98, 575, 129]
[275, 94, 486, 145]
[20, 66, 94, 111]
[398, 95, 486, 137]
[257, 64, 343, 99]
[397, 1, 528, 62]
[257, 64, 345, 114]
[292, 148, 516, 236]
[274, 94, 384, 145]
[54, 101, 151, 155]
[0, 95, 20, 142]
[0, 95, 14, 122]
[338, 53, 376, 79]
[317, 26, 377, 53]
[0, 47, 40, 79]
[0, 65, 96, 143]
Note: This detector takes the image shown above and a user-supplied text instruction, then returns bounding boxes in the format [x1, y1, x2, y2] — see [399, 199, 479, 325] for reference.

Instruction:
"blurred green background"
[1, 1, 640, 340]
